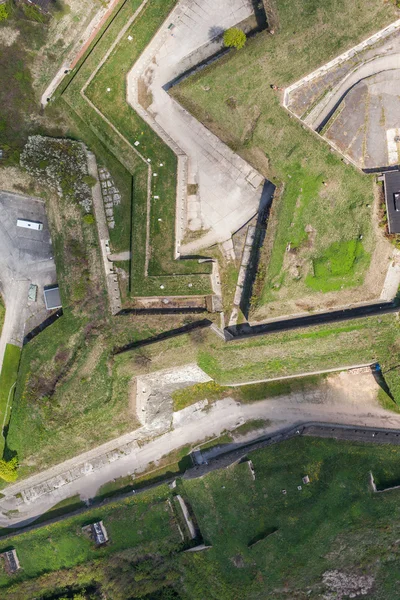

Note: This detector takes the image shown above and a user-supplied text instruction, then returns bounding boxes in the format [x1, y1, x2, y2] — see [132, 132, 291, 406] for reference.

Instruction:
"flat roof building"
[91, 521, 108, 546]
[1, 549, 20, 574]
[43, 285, 62, 311]
[384, 171, 400, 234]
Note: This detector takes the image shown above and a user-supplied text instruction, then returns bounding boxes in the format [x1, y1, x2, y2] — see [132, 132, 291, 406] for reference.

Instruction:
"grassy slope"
[0, 485, 180, 589]
[180, 437, 400, 599]
[7, 438, 400, 598]
[59, 0, 211, 296]
[118, 312, 400, 386]
[0, 344, 21, 452]
[172, 0, 398, 313]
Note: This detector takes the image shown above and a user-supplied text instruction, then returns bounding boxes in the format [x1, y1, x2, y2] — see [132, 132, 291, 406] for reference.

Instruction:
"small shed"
[1, 549, 21, 574]
[43, 285, 62, 310]
[383, 170, 400, 234]
[91, 521, 108, 546]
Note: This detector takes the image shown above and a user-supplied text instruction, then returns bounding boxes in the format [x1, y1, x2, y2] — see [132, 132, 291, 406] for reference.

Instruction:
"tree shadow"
[208, 26, 224, 41]
[2, 426, 18, 462]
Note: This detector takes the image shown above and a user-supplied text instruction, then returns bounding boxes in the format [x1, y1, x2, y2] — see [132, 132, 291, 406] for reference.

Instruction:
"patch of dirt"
[240, 105, 261, 145]
[231, 554, 245, 568]
[0, 166, 39, 195]
[30, 0, 101, 91]
[138, 76, 154, 110]
[0, 27, 19, 47]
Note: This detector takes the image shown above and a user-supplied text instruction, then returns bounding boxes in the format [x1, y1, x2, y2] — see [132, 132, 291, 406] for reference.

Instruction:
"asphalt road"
[0, 191, 57, 371]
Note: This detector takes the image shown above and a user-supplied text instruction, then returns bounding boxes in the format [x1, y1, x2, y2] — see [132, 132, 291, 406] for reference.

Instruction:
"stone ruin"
[98, 167, 121, 230]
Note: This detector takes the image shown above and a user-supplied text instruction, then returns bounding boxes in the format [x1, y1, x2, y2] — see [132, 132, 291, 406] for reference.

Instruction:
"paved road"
[0, 191, 57, 372]
[0, 369, 397, 528]
[127, 0, 265, 253]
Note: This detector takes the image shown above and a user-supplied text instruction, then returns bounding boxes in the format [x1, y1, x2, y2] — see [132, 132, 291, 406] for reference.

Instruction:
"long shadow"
[226, 301, 399, 340]
[372, 363, 395, 402]
[251, 0, 267, 30]
[113, 318, 212, 354]
[239, 181, 275, 319]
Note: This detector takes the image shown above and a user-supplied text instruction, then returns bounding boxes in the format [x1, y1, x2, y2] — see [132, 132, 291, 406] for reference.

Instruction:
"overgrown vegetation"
[20, 136, 93, 212]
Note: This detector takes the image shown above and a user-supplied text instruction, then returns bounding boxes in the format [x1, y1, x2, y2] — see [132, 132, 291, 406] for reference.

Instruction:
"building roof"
[384, 170, 400, 234]
[44, 285, 62, 310]
[1, 549, 20, 574]
[91, 521, 108, 546]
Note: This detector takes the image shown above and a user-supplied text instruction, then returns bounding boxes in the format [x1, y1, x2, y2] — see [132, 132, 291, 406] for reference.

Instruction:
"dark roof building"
[384, 171, 400, 234]
[43, 285, 62, 310]
[1, 549, 21, 574]
[91, 521, 108, 546]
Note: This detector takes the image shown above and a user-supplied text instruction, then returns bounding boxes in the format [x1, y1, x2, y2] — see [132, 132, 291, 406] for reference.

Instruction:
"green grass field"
[7, 438, 400, 599]
[0, 344, 21, 454]
[57, 0, 211, 297]
[179, 437, 400, 599]
[0, 485, 181, 591]
[171, 0, 398, 319]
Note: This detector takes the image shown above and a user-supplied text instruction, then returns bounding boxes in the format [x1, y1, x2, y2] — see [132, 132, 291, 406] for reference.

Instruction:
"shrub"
[0, 457, 18, 482]
[83, 213, 95, 224]
[83, 175, 97, 187]
[0, 4, 9, 21]
[223, 27, 246, 50]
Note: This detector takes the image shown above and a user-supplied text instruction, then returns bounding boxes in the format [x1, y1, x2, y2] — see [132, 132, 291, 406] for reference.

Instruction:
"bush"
[83, 175, 97, 187]
[223, 27, 246, 50]
[83, 213, 95, 225]
[0, 457, 18, 482]
[0, 4, 9, 21]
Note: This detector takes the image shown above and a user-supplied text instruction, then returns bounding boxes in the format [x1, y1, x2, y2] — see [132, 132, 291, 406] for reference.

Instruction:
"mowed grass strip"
[171, 0, 397, 314]
[0, 486, 181, 589]
[0, 344, 21, 445]
[59, 0, 211, 296]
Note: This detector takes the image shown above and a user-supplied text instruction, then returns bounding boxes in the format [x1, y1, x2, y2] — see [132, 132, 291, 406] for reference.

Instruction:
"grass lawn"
[58, 0, 212, 297]
[0, 344, 21, 454]
[179, 436, 400, 599]
[171, 0, 398, 318]
[0, 485, 181, 590]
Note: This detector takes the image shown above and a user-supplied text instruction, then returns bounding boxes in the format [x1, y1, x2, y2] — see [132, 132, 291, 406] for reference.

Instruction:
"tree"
[0, 457, 18, 482]
[223, 27, 246, 50]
